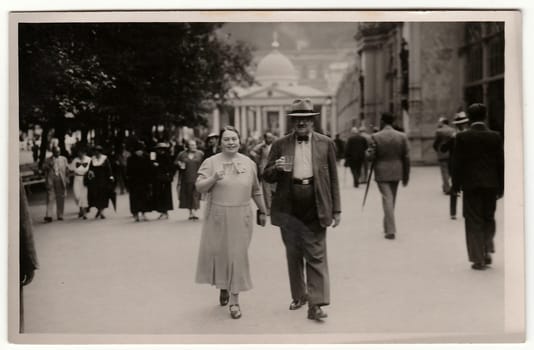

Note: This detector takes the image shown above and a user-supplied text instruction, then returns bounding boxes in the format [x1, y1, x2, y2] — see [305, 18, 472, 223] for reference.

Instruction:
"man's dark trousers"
[463, 188, 497, 264]
[280, 183, 329, 307]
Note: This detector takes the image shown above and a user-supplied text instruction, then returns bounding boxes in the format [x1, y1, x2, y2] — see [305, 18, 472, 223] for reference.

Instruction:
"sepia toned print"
[8, 10, 523, 344]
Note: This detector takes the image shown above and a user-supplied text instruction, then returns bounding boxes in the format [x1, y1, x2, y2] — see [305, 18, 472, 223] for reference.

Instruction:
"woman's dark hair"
[218, 125, 241, 145]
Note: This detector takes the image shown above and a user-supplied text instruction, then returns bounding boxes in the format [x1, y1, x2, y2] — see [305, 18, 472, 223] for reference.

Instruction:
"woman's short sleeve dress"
[195, 153, 262, 293]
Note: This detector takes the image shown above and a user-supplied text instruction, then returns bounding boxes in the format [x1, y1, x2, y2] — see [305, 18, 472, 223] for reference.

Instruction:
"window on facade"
[466, 44, 483, 82]
[488, 33, 504, 76]
[466, 23, 482, 43]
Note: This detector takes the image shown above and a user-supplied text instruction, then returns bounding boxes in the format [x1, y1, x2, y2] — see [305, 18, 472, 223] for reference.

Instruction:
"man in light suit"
[264, 98, 341, 321]
[451, 103, 504, 270]
[367, 113, 410, 240]
[43, 146, 69, 222]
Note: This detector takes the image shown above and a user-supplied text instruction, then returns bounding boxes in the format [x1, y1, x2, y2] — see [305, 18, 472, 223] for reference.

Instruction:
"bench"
[20, 163, 45, 187]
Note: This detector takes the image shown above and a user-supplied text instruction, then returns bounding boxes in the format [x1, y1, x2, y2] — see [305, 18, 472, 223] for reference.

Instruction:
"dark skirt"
[153, 181, 173, 212]
[179, 182, 200, 210]
[129, 183, 152, 214]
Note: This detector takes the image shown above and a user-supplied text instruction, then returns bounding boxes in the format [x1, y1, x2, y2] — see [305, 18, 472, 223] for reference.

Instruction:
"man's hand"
[21, 270, 35, 286]
[274, 157, 286, 171]
[258, 212, 267, 227]
[332, 213, 341, 228]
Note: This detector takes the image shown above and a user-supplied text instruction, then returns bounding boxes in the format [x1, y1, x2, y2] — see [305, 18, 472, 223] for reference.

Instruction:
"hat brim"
[288, 112, 320, 117]
[452, 118, 469, 125]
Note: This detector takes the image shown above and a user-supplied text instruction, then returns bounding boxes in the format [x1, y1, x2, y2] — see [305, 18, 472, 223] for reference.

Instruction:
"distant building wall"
[335, 65, 361, 139]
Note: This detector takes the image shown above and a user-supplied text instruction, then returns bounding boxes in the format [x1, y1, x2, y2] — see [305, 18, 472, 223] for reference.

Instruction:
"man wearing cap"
[264, 98, 341, 321]
[451, 103, 504, 270]
[433, 116, 455, 194]
[442, 112, 470, 220]
[367, 113, 410, 240]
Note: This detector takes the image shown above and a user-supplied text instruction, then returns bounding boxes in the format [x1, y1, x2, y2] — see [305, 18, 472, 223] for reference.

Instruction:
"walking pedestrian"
[43, 146, 69, 222]
[86, 145, 114, 219]
[69, 146, 91, 219]
[176, 140, 204, 220]
[195, 126, 267, 319]
[433, 116, 455, 194]
[126, 142, 152, 221]
[19, 177, 38, 332]
[442, 112, 470, 220]
[263, 98, 341, 321]
[333, 134, 345, 164]
[451, 103, 504, 270]
[152, 142, 175, 219]
[202, 133, 219, 161]
[358, 126, 372, 184]
[344, 127, 368, 188]
[249, 131, 276, 215]
[367, 112, 410, 240]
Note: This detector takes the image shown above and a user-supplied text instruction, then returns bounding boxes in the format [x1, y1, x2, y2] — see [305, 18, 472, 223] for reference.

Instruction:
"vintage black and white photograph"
[8, 10, 524, 344]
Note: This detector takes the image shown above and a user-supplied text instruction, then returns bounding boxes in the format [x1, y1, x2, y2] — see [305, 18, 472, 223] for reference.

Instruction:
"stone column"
[321, 105, 328, 134]
[241, 106, 248, 141]
[278, 106, 286, 136]
[256, 106, 263, 135]
[234, 106, 240, 133]
[331, 97, 337, 137]
[212, 107, 220, 134]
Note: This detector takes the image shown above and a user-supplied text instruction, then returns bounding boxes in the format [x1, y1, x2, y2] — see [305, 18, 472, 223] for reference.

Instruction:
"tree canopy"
[18, 22, 254, 149]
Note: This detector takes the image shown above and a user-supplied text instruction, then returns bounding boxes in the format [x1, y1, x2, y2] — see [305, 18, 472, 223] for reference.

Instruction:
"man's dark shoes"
[307, 305, 328, 321]
[44, 216, 52, 223]
[385, 233, 395, 240]
[484, 255, 492, 265]
[289, 299, 307, 310]
[219, 289, 229, 306]
[471, 263, 487, 270]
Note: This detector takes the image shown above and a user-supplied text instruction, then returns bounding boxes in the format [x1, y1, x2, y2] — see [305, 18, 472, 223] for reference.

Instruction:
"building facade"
[335, 22, 504, 164]
[208, 36, 338, 141]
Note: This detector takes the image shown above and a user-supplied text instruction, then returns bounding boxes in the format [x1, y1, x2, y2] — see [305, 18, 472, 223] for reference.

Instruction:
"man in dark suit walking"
[344, 127, 368, 188]
[367, 113, 410, 240]
[264, 98, 341, 321]
[452, 103, 504, 270]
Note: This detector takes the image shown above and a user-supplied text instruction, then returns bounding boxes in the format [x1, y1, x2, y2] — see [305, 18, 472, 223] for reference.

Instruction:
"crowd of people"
[22, 97, 504, 323]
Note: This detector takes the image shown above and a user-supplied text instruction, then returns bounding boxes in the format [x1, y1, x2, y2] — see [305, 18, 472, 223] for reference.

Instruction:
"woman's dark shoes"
[134, 214, 140, 222]
[229, 304, 241, 319]
[307, 305, 328, 321]
[219, 289, 229, 306]
[100, 213, 106, 219]
[289, 299, 307, 310]
[471, 263, 487, 270]
[95, 211, 101, 219]
[44, 216, 52, 223]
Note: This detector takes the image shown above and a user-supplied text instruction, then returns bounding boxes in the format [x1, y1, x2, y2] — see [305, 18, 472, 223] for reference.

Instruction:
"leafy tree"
[19, 22, 253, 162]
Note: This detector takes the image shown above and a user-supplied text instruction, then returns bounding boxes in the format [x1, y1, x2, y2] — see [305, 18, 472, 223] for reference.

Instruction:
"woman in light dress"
[69, 147, 91, 219]
[195, 126, 267, 319]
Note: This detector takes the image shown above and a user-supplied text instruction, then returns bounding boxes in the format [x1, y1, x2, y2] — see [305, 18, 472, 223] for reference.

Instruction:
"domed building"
[209, 33, 336, 140]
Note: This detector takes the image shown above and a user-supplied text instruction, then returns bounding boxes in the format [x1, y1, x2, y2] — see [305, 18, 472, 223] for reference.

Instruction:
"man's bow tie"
[296, 135, 309, 143]
[76, 162, 88, 168]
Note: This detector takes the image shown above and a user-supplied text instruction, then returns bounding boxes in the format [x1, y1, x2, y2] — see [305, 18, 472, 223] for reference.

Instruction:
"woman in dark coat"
[151, 143, 174, 219]
[126, 143, 153, 221]
[176, 139, 204, 220]
[87, 145, 114, 219]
